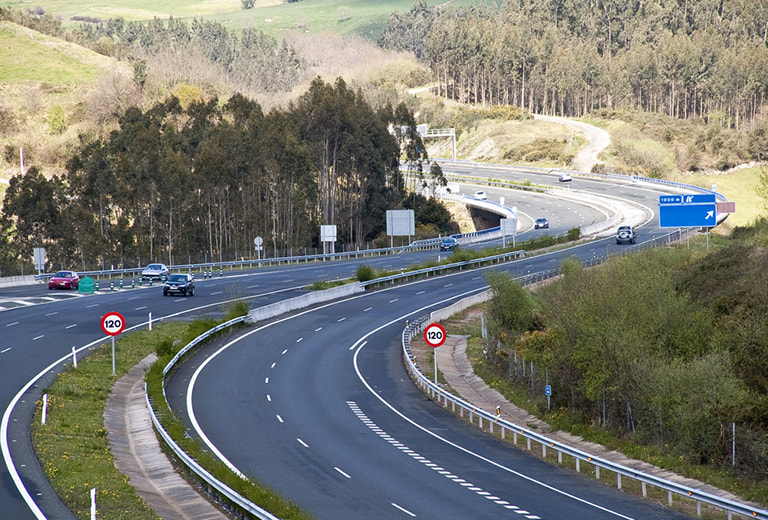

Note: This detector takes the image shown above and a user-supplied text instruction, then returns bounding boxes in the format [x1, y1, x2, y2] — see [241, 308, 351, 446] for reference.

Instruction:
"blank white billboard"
[386, 210, 415, 236]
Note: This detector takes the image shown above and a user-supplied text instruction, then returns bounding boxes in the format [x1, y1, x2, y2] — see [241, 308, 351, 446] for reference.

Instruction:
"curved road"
[1, 163, 701, 519]
[171, 173, 699, 518]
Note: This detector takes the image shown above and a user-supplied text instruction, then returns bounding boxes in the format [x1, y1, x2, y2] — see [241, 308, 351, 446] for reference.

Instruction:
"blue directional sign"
[659, 194, 717, 228]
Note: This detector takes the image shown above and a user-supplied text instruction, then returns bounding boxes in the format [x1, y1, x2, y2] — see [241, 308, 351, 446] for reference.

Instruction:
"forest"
[0, 79, 454, 272]
[482, 223, 768, 482]
[379, 0, 768, 129]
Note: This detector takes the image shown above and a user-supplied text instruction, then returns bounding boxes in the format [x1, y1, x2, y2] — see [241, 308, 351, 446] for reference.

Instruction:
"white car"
[474, 190, 488, 200]
[559, 173, 573, 182]
[141, 263, 169, 281]
[616, 226, 636, 245]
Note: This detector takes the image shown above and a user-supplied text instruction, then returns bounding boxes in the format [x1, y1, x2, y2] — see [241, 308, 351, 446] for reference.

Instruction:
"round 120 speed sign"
[101, 312, 126, 336]
[424, 323, 447, 348]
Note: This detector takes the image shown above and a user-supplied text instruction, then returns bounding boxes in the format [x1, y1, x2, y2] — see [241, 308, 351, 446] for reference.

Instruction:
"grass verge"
[32, 305, 312, 520]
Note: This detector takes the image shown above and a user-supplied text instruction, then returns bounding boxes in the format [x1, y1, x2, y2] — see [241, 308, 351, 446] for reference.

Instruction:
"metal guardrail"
[146, 228, 756, 520]
[145, 389, 280, 520]
[401, 317, 768, 519]
[398, 230, 767, 520]
[360, 249, 526, 288]
[30, 164, 724, 286]
[432, 158, 728, 203]
[32, 245, 424, 283]
[141, 169, 738, 519]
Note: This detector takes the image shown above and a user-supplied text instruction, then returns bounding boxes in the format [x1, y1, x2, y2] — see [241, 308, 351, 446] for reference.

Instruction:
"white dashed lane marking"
[346, 401, 542, 519]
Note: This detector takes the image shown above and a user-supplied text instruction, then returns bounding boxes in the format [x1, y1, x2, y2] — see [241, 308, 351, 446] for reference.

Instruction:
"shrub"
[223, 300, 249, 321]
[47, 105, 66, 134]
[356, 263, 375, 282]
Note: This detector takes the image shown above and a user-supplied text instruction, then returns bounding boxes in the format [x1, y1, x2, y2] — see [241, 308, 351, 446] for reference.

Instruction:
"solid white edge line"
[1, 319, 161, 519]
[349, 312, 639, 520]
[0, 292, 262, 519]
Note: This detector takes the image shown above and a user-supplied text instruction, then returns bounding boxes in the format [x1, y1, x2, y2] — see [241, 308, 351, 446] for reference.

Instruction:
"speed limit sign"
[424, 323, 447, 348]
[101, 312, 125, 336]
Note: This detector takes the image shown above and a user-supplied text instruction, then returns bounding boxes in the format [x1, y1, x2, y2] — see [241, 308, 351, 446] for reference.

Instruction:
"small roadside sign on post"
[102, 312, 125, 376]
[424, 323, 447, 383]
[424, 323, 446, 348]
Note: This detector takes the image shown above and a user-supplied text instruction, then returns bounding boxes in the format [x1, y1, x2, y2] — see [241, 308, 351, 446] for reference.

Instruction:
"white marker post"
[41, 394, 47, 425]
[90, 487, 97, 520]
[72, 346, 77, 369]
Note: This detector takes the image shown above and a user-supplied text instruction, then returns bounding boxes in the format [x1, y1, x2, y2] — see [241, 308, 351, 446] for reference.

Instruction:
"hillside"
[0, 21, 130, 183]
[0, 10, 764, 231]
[0, 0, 484, 38]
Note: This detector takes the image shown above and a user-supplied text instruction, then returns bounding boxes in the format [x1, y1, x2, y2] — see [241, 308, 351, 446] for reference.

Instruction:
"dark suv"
[439, 237, 458, 251]
[163, 273, 195, 296]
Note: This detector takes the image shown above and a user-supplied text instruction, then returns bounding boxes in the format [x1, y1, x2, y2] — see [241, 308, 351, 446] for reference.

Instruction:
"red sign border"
[424, 323, 447, 348]
[101, 311, 126, 336]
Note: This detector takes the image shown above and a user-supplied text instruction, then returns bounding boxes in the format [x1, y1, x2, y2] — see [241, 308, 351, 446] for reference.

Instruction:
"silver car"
[141, 263, 169, 281]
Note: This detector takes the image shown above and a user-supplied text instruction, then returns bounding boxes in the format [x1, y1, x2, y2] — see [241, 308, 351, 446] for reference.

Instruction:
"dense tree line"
[0, 8, 306, 95]
[483, 230, 768, 477]
[380, 0, 768, 130]
[0, 79, 448, 272]
[79, 16, 306, 94]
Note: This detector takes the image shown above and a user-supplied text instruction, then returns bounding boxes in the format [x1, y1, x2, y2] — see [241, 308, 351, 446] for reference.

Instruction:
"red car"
[48, 270, 80, 290]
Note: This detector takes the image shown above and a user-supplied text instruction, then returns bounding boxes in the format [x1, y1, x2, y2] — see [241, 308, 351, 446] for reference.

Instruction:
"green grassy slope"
[0, 0, 496, 38]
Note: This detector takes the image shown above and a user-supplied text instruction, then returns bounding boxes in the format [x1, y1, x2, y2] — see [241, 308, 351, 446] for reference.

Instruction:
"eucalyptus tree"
[291, 77, 403, 247]
[1, 167, 60, 270]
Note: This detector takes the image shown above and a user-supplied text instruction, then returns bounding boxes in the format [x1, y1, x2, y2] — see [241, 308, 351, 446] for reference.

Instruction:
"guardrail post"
[575, 458, 580, 473]
[527, 437, 531, 451]
[617, 473, 621, 489]
[595, 464, 599, 479]
[541, 443, 546, 458]
[668, 491, 673, 506]
[641, 481, 647, 497]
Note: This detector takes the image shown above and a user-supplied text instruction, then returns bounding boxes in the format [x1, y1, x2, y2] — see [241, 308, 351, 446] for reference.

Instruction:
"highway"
[0, 166, 699, 519]
[168, 171, 702, 518]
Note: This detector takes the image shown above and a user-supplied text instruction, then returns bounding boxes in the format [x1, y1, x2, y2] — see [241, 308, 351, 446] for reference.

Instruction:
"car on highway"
[163, 273, 195, 296]
[439, 237, 458, 251]
[559, 172, 572, 182]
[473, 190, 488, 200]
[141, 263, 169, 281]
[48, 270, 80, 290]
[616, 225, 636, 244]
[534, 218, 549, 229]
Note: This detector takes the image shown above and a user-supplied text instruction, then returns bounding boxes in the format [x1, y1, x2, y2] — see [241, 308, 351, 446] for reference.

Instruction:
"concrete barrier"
[247, 282, 365, 323]
[0, 275, 38, 288]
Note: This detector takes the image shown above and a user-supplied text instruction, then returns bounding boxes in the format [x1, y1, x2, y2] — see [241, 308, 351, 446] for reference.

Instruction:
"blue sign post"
[659, 194, 717, 228]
